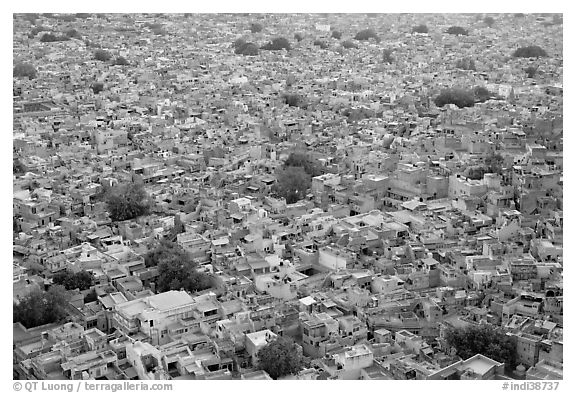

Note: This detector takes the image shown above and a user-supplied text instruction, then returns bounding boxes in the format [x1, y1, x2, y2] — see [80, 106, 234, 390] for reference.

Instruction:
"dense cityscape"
[13, 13, 563, 381]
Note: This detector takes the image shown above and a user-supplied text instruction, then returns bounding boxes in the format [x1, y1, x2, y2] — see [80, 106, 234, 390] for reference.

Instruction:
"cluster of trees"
[261, 37, 291, 51]
[104, 182, 151, 222]
[52, 270, 94, 291]
[94, 49, 112, 61]
[284, 152, 323, 177]
[313, 40, 328, 49]
[257, 337, 304, 379]
[435, 86, 494, 108]
[342, 106, 376, 122]
[484, 152, 505, 174]
[446, 26, 469, 36]
[14, 62, 37, 80]
[233, 38, 259, 56]
[513, 45, 548, 58]
[434, 88, 476, 108]
[13, 286, 69, 329]
[273, 152, 322, 204]
[455, 57, 476, 71]
[274, 167, 310, 204]
[145, 241, 212, 294]
[462, 152, 504, 180]
[282, 93, 306, 108]
[412, 24, 429, 34]
[40, 33, 71, 42]
[444, 324, 517, 369]
[355, 28, 379, 41]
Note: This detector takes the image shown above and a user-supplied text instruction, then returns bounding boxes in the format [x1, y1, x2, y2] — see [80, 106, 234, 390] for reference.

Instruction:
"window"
[149, 320, 154, 327]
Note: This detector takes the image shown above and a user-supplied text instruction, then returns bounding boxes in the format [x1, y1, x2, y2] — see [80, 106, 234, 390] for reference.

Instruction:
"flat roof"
[461, 354, 502, 375]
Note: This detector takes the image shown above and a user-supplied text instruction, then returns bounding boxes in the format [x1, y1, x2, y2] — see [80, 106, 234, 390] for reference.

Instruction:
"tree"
[148, 241, 212, 293]
[104, 182, 151, 222]
[284, 152, 322, 177]
[13, 158, 26, 175]
[294, 32, 304, 42]
[13, 62, 37, 80]
[94, 49, 111, 61]
[250, 22, 263, 33]
[91, 82, 104, 94]
[473, 86, 491, 102]
[286, 73, 296, 87]
[455, 57, 476, 71]
[233, 37, 246, 49]
[313, 40, 328, 49]
[484, 16, 495, 27]
[341, 40, 358, 49]
[13, 285, 70, 329]
[355, 28, 379, 41]
[144, 22, 163, 30]
[434, 88, 475, 108]
[235, 42, 259, 56]
[446, 26, 469, 36]
[261, 37, 291, 51]
[273, 166, 311, 204]
[65, 29, 81, 39]
[39, 33, 61, 42]
[29, 25, 48, 38]
[463, 166, 486, 180]
[113, 56, 129, 66]
[513, 45, 548, 58]
[145, 239, 181, 268]
[331, 30, 342, 39]
[382, 49, 394, 64]
[412, 24, 429, 34]
[444, 324, 517, 370]
[525, 65, 539, 78]
[484, 152, 504, 174]
[53, 270, 94, 291]
[257, 336, 304, 379]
